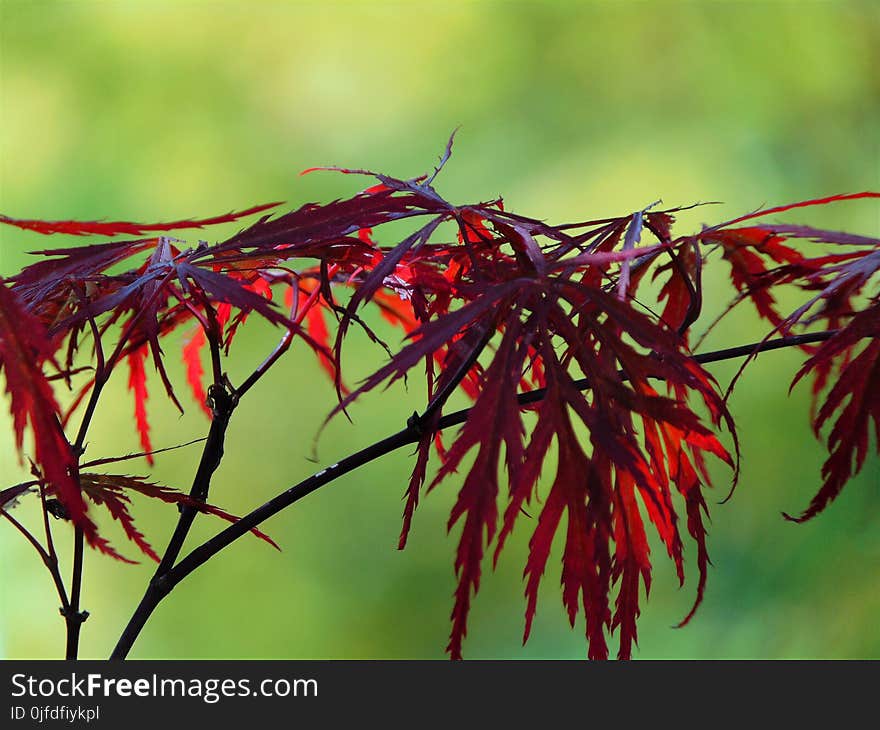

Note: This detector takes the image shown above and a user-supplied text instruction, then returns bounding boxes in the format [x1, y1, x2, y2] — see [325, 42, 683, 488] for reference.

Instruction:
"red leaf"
[702, 227, 804, 326]
[0, 202, 282, 237]
[7, 140, 875, 660]
[127, 346, 153, 465]
[182, 327, 211, 418]
[718, 192, 880, 228]
[81, 473, 279, 561]
[300, 292, 336, 382]
[432, 326, 525, 660]
[786, 307, 880, 522]
[610, 472, 651, 658]
[0, 281, 93, 537]
[81, 476, 156, 563]
[457, 210, 493, 245]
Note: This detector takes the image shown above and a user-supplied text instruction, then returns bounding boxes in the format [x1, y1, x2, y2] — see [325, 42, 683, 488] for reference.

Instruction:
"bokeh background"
[1, 0, 878, 659]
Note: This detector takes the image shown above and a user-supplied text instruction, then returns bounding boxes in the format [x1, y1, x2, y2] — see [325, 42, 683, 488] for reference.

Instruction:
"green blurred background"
[1, 0, 878, 659]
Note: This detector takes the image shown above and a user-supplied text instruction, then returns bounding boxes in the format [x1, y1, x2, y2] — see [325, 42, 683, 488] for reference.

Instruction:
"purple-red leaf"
[0, 202, 282, 237]
[127, 346, 154, 465]
[0, 282, 92, 536]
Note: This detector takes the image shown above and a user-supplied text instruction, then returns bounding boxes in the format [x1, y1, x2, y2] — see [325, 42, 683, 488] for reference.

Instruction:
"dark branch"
[65, 527, 86, 660]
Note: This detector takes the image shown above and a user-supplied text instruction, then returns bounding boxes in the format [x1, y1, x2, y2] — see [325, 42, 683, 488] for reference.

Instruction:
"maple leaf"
[432, 324, 526, 659]
[127, 346, 154, 465]
[0, 202, 282, 237]
[700, 226, 804, 327]
[0, 282, 92, 534]
[717, 192, 880, 228]
[80, 473, 279, 562]
[331, 209, 732, 658]
[9, 238, 156, 325]
[2, 137, 877, 662]
[182, 326, 212, 418]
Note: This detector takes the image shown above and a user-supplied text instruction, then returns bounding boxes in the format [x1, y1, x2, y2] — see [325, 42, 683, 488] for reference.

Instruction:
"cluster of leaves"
[1, 137, 877, 659]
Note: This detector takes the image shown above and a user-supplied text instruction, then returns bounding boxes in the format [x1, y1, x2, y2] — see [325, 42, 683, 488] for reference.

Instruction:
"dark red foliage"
[701, 226, 804, 327]
[0, 202, 282, 237]
[783, 283, 880, 521]
[0, 138, 877, 659]
[182, 327, 212, 418]
[0, 282, 93, 539]
[787, 314, 880, 522]
[320, 157, 736, 658]
[700, 195, 880, 522]
[80, 473, 278, 562]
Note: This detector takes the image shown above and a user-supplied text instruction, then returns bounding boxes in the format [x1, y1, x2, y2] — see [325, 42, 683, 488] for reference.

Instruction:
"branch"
[1, 509, 70, 615]
[238, 265, 338, 398]
[109, 328, 843, 659]
[65, 528, 86, 659]
[154, 383, 235, 576]
[113, 288, 334, 658]
[149, 301, 231, 581]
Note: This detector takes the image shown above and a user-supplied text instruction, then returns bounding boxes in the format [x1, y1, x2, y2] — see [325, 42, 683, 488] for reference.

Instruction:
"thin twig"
[237, 270, 335, 398]
[150, 301, 233, 579]
[116, 288, 333, 656]
[1, 509, 69, 613]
